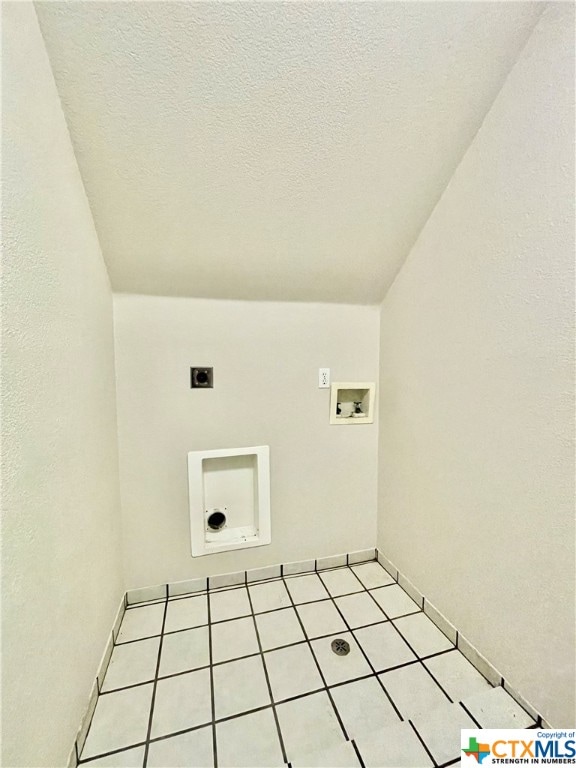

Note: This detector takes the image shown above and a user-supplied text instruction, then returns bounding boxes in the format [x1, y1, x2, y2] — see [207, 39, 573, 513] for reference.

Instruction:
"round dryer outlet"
[206, 510, 227, 531]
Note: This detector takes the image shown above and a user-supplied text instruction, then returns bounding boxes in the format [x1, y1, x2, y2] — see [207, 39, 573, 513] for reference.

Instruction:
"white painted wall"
[1, 5, 124, 765]
[378, 4, 575, 728]
[114, 296, 379, 588]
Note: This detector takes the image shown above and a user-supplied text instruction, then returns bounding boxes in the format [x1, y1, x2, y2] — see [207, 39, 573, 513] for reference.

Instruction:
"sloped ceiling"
[36, 1, 541, 304]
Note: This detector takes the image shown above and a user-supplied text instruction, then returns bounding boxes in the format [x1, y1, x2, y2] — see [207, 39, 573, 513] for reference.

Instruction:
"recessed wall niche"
[330, 382, 375, 425]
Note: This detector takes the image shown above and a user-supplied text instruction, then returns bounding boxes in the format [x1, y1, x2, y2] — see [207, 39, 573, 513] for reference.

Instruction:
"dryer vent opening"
[188, 445, 271, 557]
[207, 511, 226, 531]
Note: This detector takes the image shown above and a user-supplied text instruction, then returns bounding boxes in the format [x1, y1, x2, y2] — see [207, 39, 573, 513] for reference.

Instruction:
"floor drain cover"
[331, 638, 350, 656]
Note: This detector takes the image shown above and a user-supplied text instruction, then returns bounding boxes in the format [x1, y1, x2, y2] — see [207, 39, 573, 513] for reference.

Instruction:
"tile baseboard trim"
[246, 564, 281, 582]
[316, 553, 347, 570]
[376, 547, 546, 729]
[67, 742, 77, 768]
[376, 550, 399, 581]
[74, 549, 377, 761]
[168, 576, 208, 598]
[348, 548, 377, 565]
[72, 547, 552, 764]
[283, 558, 315, 576]
[126, 583, 167, 605]
[69, 593, 126, 767]
[397, 572, 424, 609]
[502, 679, 540, 723]
[125, 549, 378, 605]
[423, 600, 458, 645]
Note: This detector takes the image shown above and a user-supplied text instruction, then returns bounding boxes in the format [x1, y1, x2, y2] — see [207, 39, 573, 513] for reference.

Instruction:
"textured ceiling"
[36, 1, 542, 304]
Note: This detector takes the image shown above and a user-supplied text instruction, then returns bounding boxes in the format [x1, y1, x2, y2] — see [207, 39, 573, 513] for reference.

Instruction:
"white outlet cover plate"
[319, 368, 330, 388]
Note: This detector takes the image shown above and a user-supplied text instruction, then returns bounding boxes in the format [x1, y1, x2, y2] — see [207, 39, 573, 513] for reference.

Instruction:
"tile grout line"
[78, 647, 463, 765]
[88, 641, 537, 768]
[422, 596, 458, 646]
[125, 558, 379, 609]
[115, 633, 164, 647]
[346, 567, 438, 682]
[125, 552, 376, 605]
[207, 589, 218, 768]
[382, 613, 455, 708]
[318, 567, 405, 723]
[101, 568, 458, 703]
[116, 594, 419, 648]
[375, 548, 543, 724]
[420, 660, 454, 705]
[126, 555, 378, 610]
[78, 692, 342, 767]
[82, 700, 289, 764]
[77, 740, 148, 765]
[323, 564, 490, 752]
[95, 646, 456, 700]
[245, 584, 289, 764]
[141, 589, 169, 768]
[409, 719, 439, 768]
[390, 609, 436, 661]
[88, 660, 416, 766]
[459, 701, 483, 729]
[126, 547, 541, 736]
[125, 599, 167, 610]
[282, 575, 351, 743]
[351, 738, 366, 768]
[80, 559, 542, 766]
[398, 595, 455, 704]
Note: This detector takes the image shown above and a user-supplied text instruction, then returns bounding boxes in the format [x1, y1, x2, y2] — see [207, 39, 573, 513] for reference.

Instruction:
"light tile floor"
[79, 561, 536, 767]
